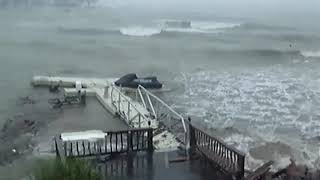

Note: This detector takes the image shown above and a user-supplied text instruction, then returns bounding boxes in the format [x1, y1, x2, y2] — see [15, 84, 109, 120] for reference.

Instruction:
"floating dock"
[32, 75, 187, 151]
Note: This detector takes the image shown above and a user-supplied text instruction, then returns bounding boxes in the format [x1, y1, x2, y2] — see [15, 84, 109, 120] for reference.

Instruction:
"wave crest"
[119, 27, 161, 37]
[301, 50, 320, 58]
[118, 20, 242, 37]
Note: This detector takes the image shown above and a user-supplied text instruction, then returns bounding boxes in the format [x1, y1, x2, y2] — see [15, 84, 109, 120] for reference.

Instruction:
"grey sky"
[125, 0, 320, 16]
[117, 0, 319, 25]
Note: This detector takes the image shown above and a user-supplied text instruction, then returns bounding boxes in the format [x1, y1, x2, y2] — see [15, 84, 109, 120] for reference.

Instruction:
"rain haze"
[0, 0, 320, 179]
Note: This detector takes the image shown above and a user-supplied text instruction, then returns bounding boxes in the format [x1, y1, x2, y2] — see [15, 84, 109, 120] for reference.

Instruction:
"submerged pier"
[32, 75, 187, 151]
[31, 75, 310, 180]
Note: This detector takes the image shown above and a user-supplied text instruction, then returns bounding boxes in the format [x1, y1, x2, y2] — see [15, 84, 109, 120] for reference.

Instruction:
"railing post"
[237, 155, 245, 180]
[147, 121, 154, 153]
[127, 130, 132, 153]
[54, 137, 60, 158]
[64, 141, 67, 157]
[70, 142, 73, 156]
[188, 117, 196, 154]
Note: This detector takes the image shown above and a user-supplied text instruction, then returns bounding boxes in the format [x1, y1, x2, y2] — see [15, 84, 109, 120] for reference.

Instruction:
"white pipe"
[146, 93, 157, 119]
[138, 85, 187, 133]
[111, 85, 148, 122]
[137, 87, 147, 109]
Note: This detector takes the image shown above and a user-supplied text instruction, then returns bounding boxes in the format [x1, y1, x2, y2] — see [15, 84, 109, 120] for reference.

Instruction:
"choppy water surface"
[1, 6, 320, 178]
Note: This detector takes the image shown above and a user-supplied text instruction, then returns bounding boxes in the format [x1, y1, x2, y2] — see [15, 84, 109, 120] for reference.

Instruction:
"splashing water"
[170, 65, 320, 168]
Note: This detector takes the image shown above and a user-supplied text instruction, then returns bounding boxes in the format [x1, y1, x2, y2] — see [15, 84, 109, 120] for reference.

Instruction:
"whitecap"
[119, 27, 161, 37]
[191, 21, 241, 31]
[301, 50, 320, 57]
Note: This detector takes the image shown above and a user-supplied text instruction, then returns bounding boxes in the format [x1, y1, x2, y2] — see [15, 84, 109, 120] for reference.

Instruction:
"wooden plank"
[88, 142, 91, 155]
[76, 141, 79, 156]
[120, 133, 123, 152]
[110, 133, 113, 153]
[82, 141, 85, 155]
[115, 132, 118, 152]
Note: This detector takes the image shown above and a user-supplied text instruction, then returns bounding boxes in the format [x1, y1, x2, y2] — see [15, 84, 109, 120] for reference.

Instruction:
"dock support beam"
[189, 117, 196, 155]
[147, 121, 154, 153]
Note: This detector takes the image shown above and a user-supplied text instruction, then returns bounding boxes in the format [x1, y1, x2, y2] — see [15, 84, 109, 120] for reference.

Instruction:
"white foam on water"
[191, 21, 241, 31]
[163, 20, 241, 34]
[170, 65, 320, 169]
[301, 50, 320, 57]
[223, 134, 255, 153]
[119, 26, 161, 37]
[119, 20, 242, 37]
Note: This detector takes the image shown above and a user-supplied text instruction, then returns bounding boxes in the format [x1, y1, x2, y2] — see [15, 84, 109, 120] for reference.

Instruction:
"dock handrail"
[54, 127, 154, 158]
[110, 85, 149, 127]
[136, 85, 188, 147]
[188, 118, 245, 179]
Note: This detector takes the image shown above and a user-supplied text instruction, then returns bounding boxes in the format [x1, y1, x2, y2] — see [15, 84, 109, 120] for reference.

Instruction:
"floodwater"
[1, 5, 320, 179]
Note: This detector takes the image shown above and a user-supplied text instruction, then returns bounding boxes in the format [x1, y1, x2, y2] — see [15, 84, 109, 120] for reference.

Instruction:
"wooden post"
[64, 142, 67, 157]
[136, 131, 139, 150]
[147, 127, 154, 153]
[105, 136, 108, 154]
[82, 141, 85, 155]
[142, 131, 145, 149]
[76, 142, 79, 156]
[127, 131, 132, 152]
[70, 142, 73, 156]
[88, 142, 91, 155]
[188, 117, 196, 153]
[115, 133, 118, 152]
[237, 155, 245, 180]
[54, 138, 60, 158]
[110, 133, 113, 154]
[120, 133, 123, 152]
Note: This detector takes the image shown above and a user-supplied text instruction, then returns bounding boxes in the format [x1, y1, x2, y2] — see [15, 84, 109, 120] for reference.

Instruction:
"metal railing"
[110, 85, 149, 127]
[136, 85, 188, 147]
[54, 128, 154, 158]
[189, 119, 245, 179]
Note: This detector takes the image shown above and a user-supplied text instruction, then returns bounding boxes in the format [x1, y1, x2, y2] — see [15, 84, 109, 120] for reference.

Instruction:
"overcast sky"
[122, 0, 320, 17]
[112, 0, 318, 25]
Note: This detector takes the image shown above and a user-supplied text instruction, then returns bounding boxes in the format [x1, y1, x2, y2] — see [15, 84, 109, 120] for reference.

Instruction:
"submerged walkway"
[32, 75, 301, 180]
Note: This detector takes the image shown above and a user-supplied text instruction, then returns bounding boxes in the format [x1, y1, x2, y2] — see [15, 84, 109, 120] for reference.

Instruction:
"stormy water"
[1, 3, 320, 179]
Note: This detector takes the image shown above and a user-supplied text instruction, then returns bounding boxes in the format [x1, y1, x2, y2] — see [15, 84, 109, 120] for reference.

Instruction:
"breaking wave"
[118, 20, 242, 37]
[301, 50, 320, 58]
[119, 27, 161, 37]
[170, 66, 320, 169]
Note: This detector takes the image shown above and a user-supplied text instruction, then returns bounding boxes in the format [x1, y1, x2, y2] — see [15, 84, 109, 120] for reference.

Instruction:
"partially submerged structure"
[31, 75, 317, 180]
